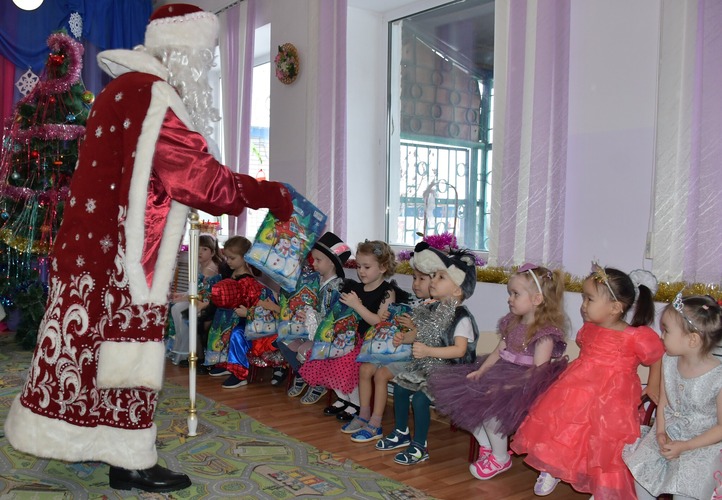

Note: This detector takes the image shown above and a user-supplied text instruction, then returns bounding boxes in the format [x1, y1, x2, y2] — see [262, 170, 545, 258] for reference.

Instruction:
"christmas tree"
[0, 31, 93, 347]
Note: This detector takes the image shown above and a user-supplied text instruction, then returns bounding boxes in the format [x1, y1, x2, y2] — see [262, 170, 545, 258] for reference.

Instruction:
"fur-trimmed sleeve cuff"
[97, 340, 165, 390]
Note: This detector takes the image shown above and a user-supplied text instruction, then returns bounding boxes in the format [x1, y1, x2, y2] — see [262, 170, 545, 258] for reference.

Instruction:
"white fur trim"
[145, 11, 219, 51]
[97, 49, 169, 80]
[4, 396, 157, 469]
[446, 265, 466, 287]
[97, 341, 165, 390]
[410, 250, 446, 275]
[126, 81, 192, 305]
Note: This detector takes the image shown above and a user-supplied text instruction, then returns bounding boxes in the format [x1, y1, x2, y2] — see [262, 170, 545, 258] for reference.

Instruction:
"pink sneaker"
[469, 453, 512, 480]
[478, 445, 492, 460]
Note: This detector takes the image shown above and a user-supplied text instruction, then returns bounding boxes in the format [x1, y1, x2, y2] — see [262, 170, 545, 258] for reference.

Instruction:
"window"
[386, 0, 494, 251]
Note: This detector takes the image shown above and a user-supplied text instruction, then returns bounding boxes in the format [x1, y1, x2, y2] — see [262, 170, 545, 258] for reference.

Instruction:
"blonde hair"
[356, 240, 397, 278]
[504, 267, 567, 342]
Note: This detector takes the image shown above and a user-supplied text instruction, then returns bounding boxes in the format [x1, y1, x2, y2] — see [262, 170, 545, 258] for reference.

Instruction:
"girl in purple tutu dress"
[429, 263, 568, 481]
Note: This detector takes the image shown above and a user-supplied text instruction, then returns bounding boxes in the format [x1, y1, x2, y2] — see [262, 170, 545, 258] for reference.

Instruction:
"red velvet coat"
[4, 49, 291, 469]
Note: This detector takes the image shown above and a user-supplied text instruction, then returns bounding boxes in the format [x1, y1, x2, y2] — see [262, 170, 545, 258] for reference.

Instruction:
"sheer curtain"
[652, 0, 722, 284]
[218, 0, 256, 236]
[304, 0, 347, 238]
[487, 0, 570, 268]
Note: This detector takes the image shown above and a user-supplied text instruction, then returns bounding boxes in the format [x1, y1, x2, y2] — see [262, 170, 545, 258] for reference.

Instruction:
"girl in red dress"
[511, 264, 665, 499]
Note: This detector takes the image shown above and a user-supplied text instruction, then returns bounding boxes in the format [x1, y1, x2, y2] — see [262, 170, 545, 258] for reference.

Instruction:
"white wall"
[347, 0, 662, 280]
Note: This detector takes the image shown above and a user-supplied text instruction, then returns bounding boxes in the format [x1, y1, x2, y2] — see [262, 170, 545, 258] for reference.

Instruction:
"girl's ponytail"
[630, 284, 655, 327]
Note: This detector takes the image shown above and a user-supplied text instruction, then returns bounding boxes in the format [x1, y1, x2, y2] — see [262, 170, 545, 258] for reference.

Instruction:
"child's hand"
[234, 305, 248, 317]
[379, 309, 391, 321]
[466, 368, 485, 381]
[197, 300, 209, 311]
[412, 341, 429, 358]
[171, 292, 186, 302]
[660, 439, 687, 460]
[656, 431, 669, 449]
[340, 291, 362, 310]
[296, 309, 307, 322]
[258, 298, 276, 310]
[397, 314, 416, 330]
[392, 331, 405, 347]
[642, 385, 660, 405]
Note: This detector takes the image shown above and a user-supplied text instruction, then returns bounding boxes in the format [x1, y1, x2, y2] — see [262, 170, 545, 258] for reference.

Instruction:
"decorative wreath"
[274, 43, 299, 84]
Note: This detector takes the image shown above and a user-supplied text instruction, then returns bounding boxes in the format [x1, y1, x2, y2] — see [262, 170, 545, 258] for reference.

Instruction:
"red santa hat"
[145, 3, 219, 52]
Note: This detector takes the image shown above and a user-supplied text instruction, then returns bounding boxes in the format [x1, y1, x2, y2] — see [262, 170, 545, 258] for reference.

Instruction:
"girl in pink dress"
[511, 264, 665, 499]
[429, 263, 568, 481]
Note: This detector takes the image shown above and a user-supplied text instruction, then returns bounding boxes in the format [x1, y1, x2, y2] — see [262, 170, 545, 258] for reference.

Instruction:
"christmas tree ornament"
[82, 91, 95, 104]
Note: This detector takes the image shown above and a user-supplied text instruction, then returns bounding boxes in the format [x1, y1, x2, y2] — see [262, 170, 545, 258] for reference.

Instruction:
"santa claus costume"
[4, 3, 292, 493]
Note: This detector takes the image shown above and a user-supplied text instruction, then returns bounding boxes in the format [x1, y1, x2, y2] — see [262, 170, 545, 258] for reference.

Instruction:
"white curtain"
[487, 0, 571, 269]
[304, 0, 348, 238]
[218, 0, 255, 236]
[652, 0, 722, 284]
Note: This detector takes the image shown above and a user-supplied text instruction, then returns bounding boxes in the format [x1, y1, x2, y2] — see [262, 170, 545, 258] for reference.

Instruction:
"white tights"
[472, 419, 509, 463]
[333, 386, 360, 407]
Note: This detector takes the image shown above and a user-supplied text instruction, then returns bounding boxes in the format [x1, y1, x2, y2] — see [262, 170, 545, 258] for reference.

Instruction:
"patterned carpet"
[0, 333, 432, 499]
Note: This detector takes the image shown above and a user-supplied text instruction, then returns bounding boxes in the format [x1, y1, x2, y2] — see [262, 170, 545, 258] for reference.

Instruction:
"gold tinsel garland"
[394, 261, 721, 304]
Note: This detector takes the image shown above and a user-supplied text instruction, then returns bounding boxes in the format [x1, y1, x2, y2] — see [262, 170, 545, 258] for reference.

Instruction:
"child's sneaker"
[393, 441, 429, 465]
[287, 376, 307, 397]
[533, 472, 560, 496]
[375, 428, 411, 451]
[300, 385, 327, 405]
[209, 366, 230, 377]
[350, 425, 382, 443]
[469, 453, 512, 480]
[221, 374, 248, 389]
[340, 416, 368, 434]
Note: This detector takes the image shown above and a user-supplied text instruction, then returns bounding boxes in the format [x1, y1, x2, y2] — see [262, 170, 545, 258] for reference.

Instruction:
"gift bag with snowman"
[246, 184, 327, 293]
[308, 301, 360, 360]
[245, 287, 280, 340]
[277, 268, 320, 341]
[356, 303, 413, 364]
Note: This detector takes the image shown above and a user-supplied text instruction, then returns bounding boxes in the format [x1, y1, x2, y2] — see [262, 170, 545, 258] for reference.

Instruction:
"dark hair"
[592, 267, 655, 327]
[199, 234, 223, 268]
[223, 235, 252, 256]
[664, 295, 722, 356]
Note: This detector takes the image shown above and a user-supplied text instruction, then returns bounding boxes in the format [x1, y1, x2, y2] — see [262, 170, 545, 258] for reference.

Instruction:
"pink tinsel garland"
[13, 124, 85, 142]
[18, 32, 84, 104]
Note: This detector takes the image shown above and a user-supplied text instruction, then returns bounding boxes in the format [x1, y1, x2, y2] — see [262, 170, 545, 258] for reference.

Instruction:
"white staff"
[186, 212, 200, 436]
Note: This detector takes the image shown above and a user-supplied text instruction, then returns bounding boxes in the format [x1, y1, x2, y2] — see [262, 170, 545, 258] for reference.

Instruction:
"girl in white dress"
[624, 294, 722, 500]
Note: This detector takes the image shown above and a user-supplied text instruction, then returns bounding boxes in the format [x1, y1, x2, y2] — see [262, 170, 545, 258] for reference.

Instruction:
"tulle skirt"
[428, 355, 568, 437]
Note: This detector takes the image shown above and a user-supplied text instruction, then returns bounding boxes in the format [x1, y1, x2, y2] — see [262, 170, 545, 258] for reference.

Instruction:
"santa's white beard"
[152, 47, 220, 140]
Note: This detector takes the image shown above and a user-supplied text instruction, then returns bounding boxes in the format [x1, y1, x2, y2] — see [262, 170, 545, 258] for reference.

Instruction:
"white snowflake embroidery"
[76, 256, 85, 267]
[110, 125, 116, 132]
[68, 12, 83, 38]
[92, 160, 97, 167]
[95, 126, 103, 138]
[100, 235, 112, 253]
[85, 199, 96, 213]
[52, 258, 58, 272]
[88, 233, 93, 239]
[69, 196, 76, 207]
[15, 69, 39, 96]
[92, 110, 97, 117]
[123, 119, 131, 129]
[115, 92, 123, 102]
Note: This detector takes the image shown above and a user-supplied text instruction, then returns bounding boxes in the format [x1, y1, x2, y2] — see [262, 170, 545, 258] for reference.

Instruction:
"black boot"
[109, 464, 191, 492]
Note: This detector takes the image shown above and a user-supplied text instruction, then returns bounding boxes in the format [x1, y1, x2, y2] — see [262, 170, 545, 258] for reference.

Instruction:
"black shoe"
[108, 464, 191, 493]
[271, 366, 289, 386]
[336, 404, 360, 422]
[323, 400, 349, 416]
